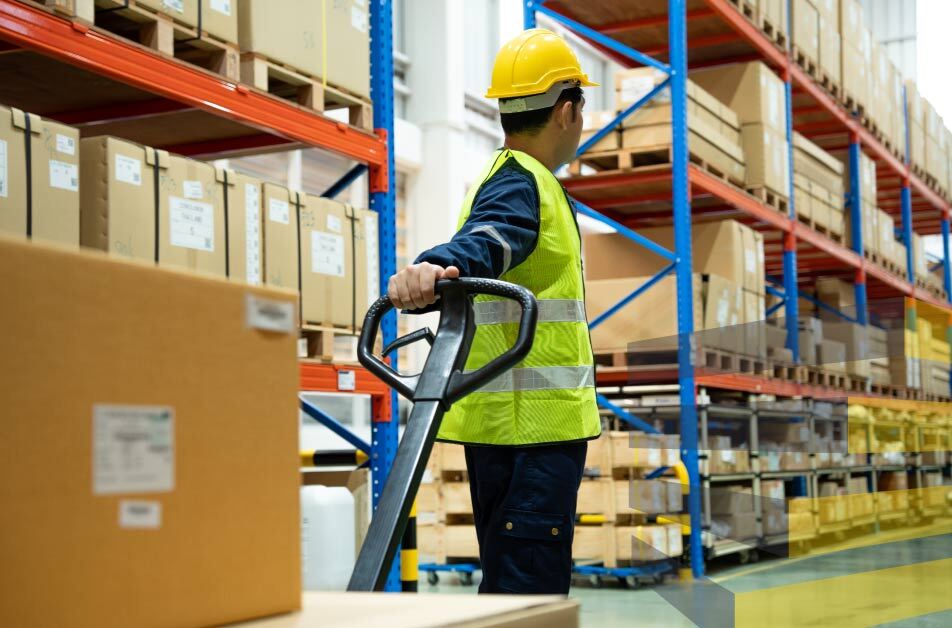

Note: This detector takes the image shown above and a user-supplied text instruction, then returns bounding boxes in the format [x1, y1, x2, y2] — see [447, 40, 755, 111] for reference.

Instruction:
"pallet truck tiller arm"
[348, 278, 538, 591]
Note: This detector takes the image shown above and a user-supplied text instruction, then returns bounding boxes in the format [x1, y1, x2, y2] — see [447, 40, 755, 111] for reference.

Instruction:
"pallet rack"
[525, 0, 952, 577]
[0, 0, 401, 590]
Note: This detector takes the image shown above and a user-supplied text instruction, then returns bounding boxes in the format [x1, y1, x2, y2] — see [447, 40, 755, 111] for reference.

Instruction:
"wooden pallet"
[239, 53, 373, 131]
[841, 92, 867, 120]
[765, 362, 808, 383]
[726, 0, 757, 21]
[806, 367, 847, 389]
[747, 185, 790, 214]
[569, 143, 746, 189]
[595, 345, 762, 375]
[792, 47, 818, 80]
[817, 71, 840, 100]
[299, 324, 359, 362]
[796, 212, 844, 243]
[91, 0, 239, 81]
[757, 11, 787, 48]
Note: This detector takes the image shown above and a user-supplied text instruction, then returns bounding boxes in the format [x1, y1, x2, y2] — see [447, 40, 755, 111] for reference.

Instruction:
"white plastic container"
[301, 485, 356, 590]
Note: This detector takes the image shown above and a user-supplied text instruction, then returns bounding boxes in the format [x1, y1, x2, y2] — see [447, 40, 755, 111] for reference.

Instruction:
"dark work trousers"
[464, 441, 587, 594]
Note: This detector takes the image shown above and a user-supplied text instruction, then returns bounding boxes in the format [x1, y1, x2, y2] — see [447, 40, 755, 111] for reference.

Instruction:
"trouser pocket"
[491, 508, 573, 594]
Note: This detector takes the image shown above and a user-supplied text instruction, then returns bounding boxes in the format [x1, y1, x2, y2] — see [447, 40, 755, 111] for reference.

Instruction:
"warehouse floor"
[424, 519, 952, 627]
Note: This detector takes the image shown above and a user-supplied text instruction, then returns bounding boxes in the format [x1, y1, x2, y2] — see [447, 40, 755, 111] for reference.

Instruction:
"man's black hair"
[499, 86, 583, 137]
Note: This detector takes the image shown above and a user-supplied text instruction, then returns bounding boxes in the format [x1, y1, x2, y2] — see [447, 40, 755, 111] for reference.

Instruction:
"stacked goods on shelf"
[790, 0, 819, 74]
[580, 111, 619, 152]
[757, 0, 787, 44]
[888, 323, 922, 389]
[815, 0, 841, 91]
[80, 137, 227, 277]
[878, 471, 910, 514]
[917, 320, 951, 396]
[0, 237, 300, 627]
[920, 472, 949, 510]
[584, 220, 765, 359]
[759, 480, 788, 536]
[787, 496, 816, 539]
[610, 68, 745, 184]
[418, 443, 478, 564]
[922, 98, 949, 194]
[709, 485, 757, 543]
[218, 167, 264, 285]
[0, 106, 80, 247]
[818, 481, 849, 526]
[238, 0, 371, 108]
[905, 82, 927, 175]
[691, 61, 790, 207]
[759, 423, 810, 472]
[869, 39, 904, 154]
[792, 132, 845, 238]
[838, 0, 871, 112]
[846, 477, 874, 521]
[706, 434, 752, 474]
[835, 147, 876, 253]
[815, 279, 873, 380]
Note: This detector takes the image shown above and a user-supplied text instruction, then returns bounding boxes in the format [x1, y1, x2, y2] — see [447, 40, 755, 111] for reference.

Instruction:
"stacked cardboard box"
[691, 62, 790, 200]
[758, 0, 787, 38]
[760, 480, 788, 535]
[707, 435, 751, 474]
[0, 106, 80, 248]
[815, 0, 841, 87]
[613, 68, 746, 184]
[239, 0, 370, 99]
[818, 481, 849, 524]
[788, 497, 816, 538]
[792, 132, 845, 237]
[759, 423, 811, 471]
[889, 326, 922, 389]
[584, 220, 765, 357]
[879, 471, 910, 513]
[0, 237, 301, 627]
[846, 477, 874, 519]
[839, 0, 871, 110]
[906, 82, 927, 173]
[710, 486, 758, 541]
[918, 320, 951, 396]
[790, 0, 820, 69]
[581, 111, 619, 152]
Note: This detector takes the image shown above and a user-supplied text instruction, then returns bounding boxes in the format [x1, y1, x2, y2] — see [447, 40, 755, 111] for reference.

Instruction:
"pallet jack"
[347, 278, 538, 591]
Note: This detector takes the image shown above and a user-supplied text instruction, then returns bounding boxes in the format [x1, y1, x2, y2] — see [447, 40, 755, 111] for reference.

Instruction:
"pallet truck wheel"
[653, 573, 664, 584]
[624, 576, 640, 589]
[738, 550, 752, 565]
[427, 572, 439, 586]
[459, 571, 474, 586]
[589, 575, 602, 588]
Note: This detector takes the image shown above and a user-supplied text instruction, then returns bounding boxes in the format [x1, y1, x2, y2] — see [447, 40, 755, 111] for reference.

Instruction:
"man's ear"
[555, 101, 574, 130]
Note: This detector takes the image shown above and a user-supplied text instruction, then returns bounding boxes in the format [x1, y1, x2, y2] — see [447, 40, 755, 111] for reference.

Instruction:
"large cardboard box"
[712, 512, 758, 541]
[161, 154, 227, 277]
[791, 0, 819, 62]
[0, 106, 80, 247]
[217, 168, 263, 285]
[201, 0, 238, 44]
[793, 132, 845, 194]
[742, 123, 791, 195]
[584, 220, 764, 295]
[691, 62, 787, 133]
[300, 195, 353, 328]
[581, 111, 619, 152]
[818, 338, 847, 372]
[841, 40, 869, 106]
[239, 0, 370, 98]
[819, 14, 841, 84]
[0, 237, 301, 627]
[824, 322, 870, 377]
[262, 182, 300, 291]
[710, 486, 755, 515]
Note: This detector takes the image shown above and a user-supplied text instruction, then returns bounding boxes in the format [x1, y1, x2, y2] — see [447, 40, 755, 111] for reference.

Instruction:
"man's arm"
[388, 165, 540, 309]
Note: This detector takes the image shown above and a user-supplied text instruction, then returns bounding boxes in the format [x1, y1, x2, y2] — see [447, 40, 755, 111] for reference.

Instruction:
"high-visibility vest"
[436, 148, 601, 446]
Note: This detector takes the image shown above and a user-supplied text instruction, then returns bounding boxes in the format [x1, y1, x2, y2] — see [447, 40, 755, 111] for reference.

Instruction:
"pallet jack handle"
[348, 278, 538, 591]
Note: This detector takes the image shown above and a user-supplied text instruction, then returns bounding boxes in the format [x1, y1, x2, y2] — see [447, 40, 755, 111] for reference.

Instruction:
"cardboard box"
[0, 106, 80, 247]
[300, 195, 355, 328]
[0, 237, 301, 627]
[742, 123, 790, 196]
[262, 182, 300, 291]
[135, 0, 198, 25]
[710, 486, 755, 514]
[624, 480, 681, 515]
[760, 0, 788, 33]
[691, 62, 788, 133]
[616, 525, 672, 561]
[799, 328, 817, 365]
[712, 512, 758, 541]
[743, 289, 766, 357]
[818, 338, 847, 372]
[819, 14, 841, 84]
[80, 138, 226, 277]
[839, 0, 864, 45]
[239, 0, 369, 98]
[823, 322, 870, 377]
[581, 111, 619, 152]
[764, 510, 788, 535]
[793, 132, 845, 193]
[201, 0, 238, 45]
[584, 220, 764, 294]
[792, 0, 820, 62]
[841, 41, 869, 105]
[217, 168, 263, 285]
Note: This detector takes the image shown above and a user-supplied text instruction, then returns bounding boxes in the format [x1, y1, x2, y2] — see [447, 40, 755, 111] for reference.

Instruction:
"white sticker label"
[163, 0, 184, 13]
[210, 0, 231, 16]
[744, 249, 756, 273]
[338, 370, 356, 391]
[93, 404, 174, 495]
[365, 216, 380, 302]
[245, 183, 261, 286]
[119, 500, 162, 529]
[0, 139, 8, 198]
[351, 6, 367, 33]
[183, 180, 203, 200]
[311, 231, 345, 277]
[56, 133, 76, 156]
[50, 160, 79, 192]
[327, 214, 343, 234]
[246, 294, 295, 333]
[621, 75, 667, 105]
[269, 198, 290, 224]
[297, 337, 308, 358]
[169, 196, 215, 252]
[115, 154, 142, 186]
[716, 298, 729, 327]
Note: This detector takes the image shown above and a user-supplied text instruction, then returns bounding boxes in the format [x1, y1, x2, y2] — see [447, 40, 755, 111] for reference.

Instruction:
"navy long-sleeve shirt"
[415, 155, 541, 278]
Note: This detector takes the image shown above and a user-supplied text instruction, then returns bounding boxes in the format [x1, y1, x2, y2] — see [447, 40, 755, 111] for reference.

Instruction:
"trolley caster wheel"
[653, 573, 664, 584]
[749, 550, 760, 563]
[589, 575, 603, 589]
[426, 571, 439, 586]
[459, 571, 474, 586]
[738, 550, 752, 565]
[622, 576, 641, 589]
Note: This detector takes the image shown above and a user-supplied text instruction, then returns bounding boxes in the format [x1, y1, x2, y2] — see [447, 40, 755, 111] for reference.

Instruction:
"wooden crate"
[416, 482, 439, 515]
[576, 478, 615, 520]
[584, 434, 613, 476]
[419, 523, 479, 563]
[572, 524, 612, 561]
[440, 481, 473, 518]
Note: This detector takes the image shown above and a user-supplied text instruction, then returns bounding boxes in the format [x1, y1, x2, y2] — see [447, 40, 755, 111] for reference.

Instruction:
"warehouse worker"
[388, 29, 601, 594]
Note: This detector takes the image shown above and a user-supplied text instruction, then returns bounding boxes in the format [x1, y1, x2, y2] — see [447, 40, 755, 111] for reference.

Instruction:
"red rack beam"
[0, 0, 387, 167]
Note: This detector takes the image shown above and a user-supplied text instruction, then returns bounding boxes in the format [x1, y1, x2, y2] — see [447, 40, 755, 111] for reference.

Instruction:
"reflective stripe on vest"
[473, 298, 586, 325]
[466, 365, 595, 393]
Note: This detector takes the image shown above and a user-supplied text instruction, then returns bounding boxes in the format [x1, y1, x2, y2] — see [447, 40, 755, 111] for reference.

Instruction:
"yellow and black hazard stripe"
[401, 499, 418, 592]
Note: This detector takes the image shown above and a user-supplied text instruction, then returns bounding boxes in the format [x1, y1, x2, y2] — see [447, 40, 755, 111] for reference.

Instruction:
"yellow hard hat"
[486, 28, 599, 112]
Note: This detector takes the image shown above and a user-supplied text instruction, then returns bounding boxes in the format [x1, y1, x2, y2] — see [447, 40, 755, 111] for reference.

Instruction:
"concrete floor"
[422, 519, 952, 628]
